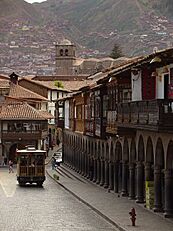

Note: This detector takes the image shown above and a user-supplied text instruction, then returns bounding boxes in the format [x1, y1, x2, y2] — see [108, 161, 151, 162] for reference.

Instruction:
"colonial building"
[0, 99, 49, 162]
[60, 47, 173, 218]
[0, 72, 53, 163]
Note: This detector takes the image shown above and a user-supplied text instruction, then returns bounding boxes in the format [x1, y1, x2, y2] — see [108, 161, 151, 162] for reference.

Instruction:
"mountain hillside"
[0, 0, 41, 23]
[37, 0, 173, 56]
[1, 0, 173, 75]
[151, 0, 173, 18]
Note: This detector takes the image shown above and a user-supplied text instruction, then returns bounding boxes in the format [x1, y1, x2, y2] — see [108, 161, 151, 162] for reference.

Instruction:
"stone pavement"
[46, 160, 173, 231]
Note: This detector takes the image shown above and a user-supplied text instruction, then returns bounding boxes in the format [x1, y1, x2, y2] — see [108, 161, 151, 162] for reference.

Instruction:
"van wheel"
[19, 182, 25, 186]
[37, 182, 43, 187]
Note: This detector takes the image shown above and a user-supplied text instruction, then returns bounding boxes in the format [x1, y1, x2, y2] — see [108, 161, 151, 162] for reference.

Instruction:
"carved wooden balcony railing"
[85, 119, 94, 136]
[117, 99, 173, 132]
[74, 119, 84, 133]
[106, 111, 118, 134]
[2, 129, 48, 140]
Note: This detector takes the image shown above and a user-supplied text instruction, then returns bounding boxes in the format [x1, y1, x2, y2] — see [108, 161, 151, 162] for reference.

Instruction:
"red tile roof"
[19, 78, 94, 92]
[39, 111, 54, 119]
[9, 83, 48, 101]
[0, 101, 47, 120]
[0, 80, 10, 89]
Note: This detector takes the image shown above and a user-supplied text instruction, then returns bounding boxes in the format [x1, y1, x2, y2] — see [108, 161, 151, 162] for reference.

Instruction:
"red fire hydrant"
[129, 207, 136, 226]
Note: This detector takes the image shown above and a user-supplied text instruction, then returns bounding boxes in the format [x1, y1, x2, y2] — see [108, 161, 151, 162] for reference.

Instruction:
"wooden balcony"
[85, 119, 94, 136]
[2, 130, 48, 141]
[106, 111, 118, 134]
[74, 119, 84, 133]
[117, 99, 173, 133]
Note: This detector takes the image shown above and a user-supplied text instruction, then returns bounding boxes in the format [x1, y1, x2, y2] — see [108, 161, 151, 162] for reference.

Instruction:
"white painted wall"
[65, 100, 70, 129]
[52, 91, 57, 101]
[156, 67, 165, 99]
[3, 123, 7, 130]
[48, 90, 69, 125]
[41, 102, 48, 111]
[131, 71, 142, 101]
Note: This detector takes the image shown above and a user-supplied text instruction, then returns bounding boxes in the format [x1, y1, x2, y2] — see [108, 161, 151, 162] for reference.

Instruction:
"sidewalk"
[46, 163, 173, 231]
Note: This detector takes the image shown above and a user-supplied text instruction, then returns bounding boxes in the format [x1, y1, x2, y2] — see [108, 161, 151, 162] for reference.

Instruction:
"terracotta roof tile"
[9, 83, 48, 101]
[0, 101, 46, 120]
[39, 110, 54, 119]
[20, 78, 93, 92]
[0, 80, 10, 89]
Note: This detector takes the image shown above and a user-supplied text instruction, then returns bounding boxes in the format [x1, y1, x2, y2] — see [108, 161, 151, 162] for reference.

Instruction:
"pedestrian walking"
[9, 160, 14, 173]
[51, 157, 56, 170]
[4, 157, 7, 166]
[57, 138, 60, 147]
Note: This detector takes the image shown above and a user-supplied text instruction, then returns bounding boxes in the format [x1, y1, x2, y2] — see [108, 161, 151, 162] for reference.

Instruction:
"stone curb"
[46, 169, 128, 231]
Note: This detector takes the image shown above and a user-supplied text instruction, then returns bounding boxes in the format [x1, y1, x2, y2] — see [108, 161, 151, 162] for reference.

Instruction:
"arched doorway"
[122, 138, 129, 196]
[129, 139, 136, 199]
[100, 142, 105, 186]
[164, 140, 173, 217]
[96, 141, 101, 184]
[146, 137, 154, 180]
[114, 141, 122, 193]
[108, 142, 114, 190]
[136, 135, 145, 203]
[103, 143, 109, 188]
[154, 138, 164, 213]
[89, 141, 94, 180]
[92, 141, 97, 182]
[145, 137, 154, 209]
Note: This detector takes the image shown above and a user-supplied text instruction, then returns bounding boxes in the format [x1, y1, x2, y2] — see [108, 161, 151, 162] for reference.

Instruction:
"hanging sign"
[145, 181, 154, 209]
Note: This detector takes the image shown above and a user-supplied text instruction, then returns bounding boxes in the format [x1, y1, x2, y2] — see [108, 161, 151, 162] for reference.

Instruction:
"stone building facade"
[60, 47, 173, 218]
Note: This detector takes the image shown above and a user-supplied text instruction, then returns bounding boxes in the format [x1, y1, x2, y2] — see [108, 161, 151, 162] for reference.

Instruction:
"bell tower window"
[65, 49, 69, 56]
[60, 49, 63, 56]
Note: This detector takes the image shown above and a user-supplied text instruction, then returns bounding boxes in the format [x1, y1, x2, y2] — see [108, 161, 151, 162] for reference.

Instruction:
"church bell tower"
[55, 39, 76, 75]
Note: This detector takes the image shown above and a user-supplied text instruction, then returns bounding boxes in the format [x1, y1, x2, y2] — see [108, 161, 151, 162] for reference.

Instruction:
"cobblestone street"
[0, 167, 118, 231]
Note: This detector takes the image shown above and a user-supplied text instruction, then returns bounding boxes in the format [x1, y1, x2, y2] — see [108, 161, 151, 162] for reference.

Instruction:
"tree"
[109, 43, 123, 59]
[54, 80, 64, 88]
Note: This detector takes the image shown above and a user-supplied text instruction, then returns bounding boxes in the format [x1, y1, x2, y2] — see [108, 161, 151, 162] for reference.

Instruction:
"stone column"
[72, 146, 75, 169]
[164, 169, 173, 218]
[96, 159, 100, 184]
[72, 146, 76, 170]
[136, 162, 145, 203]
[82, 151, 85, 173]
[118, 162, 122, 193]
[104, 160, 109, 188]
[86, 155, 90, 179]
[153, 166, 163, 212]
[100, 159, 104, 186]
[73, 147, 76, 170]
[89, 158, 94, 181]
[81, 151, 84, 176]
[121, 161, 128, 196]
[129, 163, 136, 200]
[75, 148, 78, 172]
[78, 150, 81, 174]
[93, 159, 97, 182]
[108, 162, 113, 190]
[114, 161, 119, 193]
[84, 153, 87, 177]
[80, 150, 83, 174]
[77, 148, 80, 172]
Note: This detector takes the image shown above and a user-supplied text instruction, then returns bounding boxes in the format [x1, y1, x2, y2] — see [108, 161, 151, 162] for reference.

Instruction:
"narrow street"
[0, 167, 118, 231]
